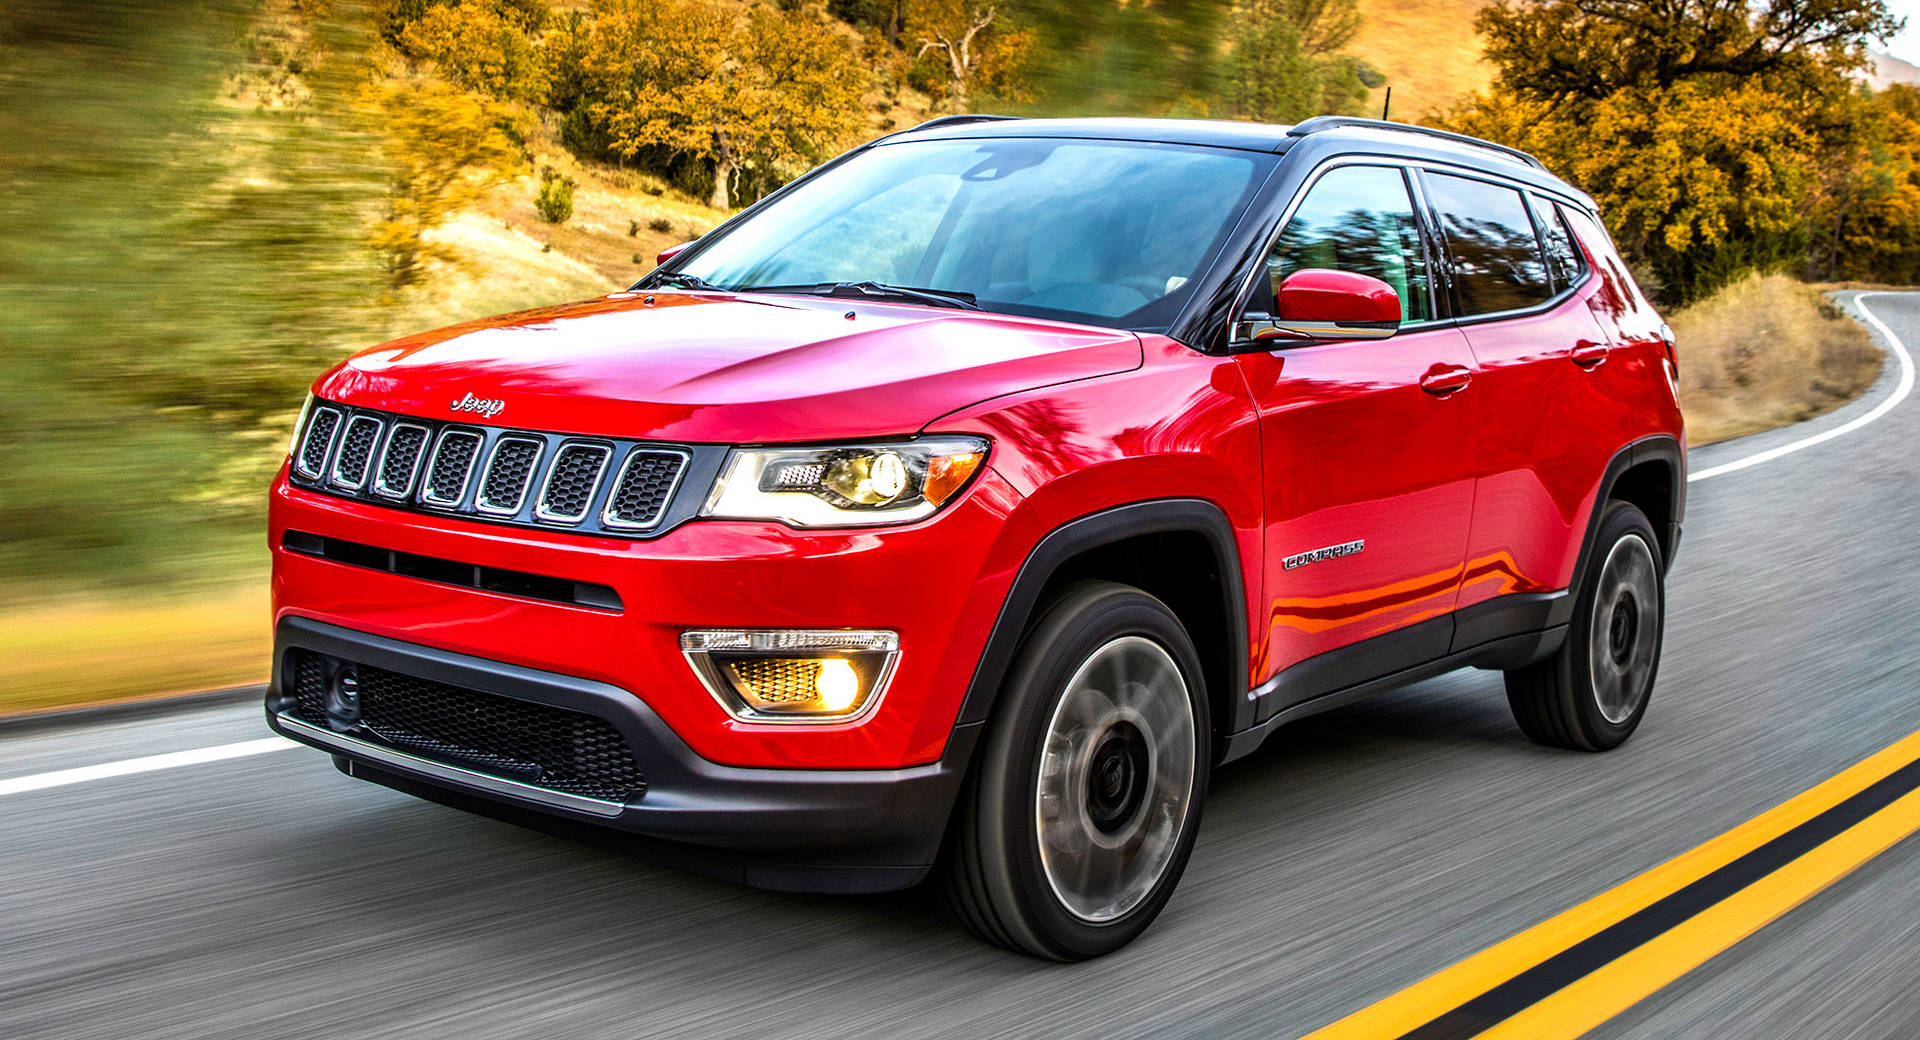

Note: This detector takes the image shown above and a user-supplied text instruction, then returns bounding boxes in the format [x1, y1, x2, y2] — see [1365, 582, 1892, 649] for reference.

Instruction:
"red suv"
[268, 115, 1684, 958]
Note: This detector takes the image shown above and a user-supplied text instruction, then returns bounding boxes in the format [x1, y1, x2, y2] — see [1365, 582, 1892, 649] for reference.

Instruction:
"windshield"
[666, 138, 1275, 330]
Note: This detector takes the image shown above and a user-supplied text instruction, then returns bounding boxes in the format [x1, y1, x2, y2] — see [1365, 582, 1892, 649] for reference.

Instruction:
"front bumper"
[267, 617, 978, 892]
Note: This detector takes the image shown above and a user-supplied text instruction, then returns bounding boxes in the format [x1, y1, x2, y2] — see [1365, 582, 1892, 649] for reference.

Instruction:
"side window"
[1424, 173, 1551, 315]
[1261, 165, 1433, 323]
[1534, 196, 1588, 290]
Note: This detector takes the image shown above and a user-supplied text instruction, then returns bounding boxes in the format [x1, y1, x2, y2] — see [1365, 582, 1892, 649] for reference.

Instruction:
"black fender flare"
[954, 498, 1251, 733]
[1551, 434, 1685, 628]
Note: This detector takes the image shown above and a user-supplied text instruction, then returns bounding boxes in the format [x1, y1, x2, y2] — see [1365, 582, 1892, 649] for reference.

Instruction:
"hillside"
[1354, 0, 1493, 118]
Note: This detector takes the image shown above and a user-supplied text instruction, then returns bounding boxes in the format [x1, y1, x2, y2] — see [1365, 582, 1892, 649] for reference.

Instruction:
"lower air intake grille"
[289, 652, 644, 804]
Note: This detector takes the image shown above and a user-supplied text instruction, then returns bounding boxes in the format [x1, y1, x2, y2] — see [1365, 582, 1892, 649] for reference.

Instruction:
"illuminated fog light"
[681, 629, 900, 723]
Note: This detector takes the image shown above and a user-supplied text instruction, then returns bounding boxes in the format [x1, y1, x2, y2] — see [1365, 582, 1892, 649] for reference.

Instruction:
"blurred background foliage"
[0, 0, 1908, 710]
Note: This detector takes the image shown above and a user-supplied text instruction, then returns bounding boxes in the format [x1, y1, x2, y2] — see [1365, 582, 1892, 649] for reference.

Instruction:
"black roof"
[885, 114, 1592, 208]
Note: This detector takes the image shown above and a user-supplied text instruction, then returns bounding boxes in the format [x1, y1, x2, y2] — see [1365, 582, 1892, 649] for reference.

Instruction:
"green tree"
[1226, 0, 1376, 123]
[573, 0, 866, 208]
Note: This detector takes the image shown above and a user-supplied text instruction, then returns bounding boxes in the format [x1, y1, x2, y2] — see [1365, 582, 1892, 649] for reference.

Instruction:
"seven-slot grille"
[288, 651, 645, 804]
[288, 398, 694, 538]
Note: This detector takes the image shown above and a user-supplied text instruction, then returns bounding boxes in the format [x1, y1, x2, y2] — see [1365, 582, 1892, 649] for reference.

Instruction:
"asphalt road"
[6, 294, 1919, 1040]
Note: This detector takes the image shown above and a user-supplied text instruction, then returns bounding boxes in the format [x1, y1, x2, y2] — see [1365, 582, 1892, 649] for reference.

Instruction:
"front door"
[1234, 163, 1479, 716]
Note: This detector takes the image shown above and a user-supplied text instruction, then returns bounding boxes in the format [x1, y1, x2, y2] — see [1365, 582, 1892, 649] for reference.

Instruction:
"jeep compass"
[267, 115, 1685, 959]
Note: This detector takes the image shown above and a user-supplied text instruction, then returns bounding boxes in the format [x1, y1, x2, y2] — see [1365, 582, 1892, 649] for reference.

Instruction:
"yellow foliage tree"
[576, 0, 866, 209]
[361, 80, 519, 290]
[398, 0, 548, 102]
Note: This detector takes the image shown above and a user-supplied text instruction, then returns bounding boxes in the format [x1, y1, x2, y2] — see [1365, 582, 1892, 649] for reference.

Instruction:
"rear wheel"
[943, 581, 1210, 959]
[1506, 501, 1665, 751]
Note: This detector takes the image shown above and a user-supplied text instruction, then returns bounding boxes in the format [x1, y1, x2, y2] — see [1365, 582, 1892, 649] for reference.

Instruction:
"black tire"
[1506, 500, 1666, 751]
[942, 581, 1211, 960]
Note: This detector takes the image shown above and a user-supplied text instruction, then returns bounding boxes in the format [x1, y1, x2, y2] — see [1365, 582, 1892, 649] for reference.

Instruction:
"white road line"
[1690, 292, 1916, 483]
[0, 737, 294, 798]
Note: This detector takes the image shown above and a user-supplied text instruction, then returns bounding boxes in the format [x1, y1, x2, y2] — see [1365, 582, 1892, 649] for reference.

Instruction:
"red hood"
[315, 292, 1142, 443]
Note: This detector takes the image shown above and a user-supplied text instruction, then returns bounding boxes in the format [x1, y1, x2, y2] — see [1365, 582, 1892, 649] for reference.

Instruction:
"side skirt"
[1220, 594, 1568, 764]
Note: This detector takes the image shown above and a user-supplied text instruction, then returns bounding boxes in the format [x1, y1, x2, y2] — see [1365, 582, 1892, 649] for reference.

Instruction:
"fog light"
[326, 665, 361, 730]
[680, 629, 900, 722]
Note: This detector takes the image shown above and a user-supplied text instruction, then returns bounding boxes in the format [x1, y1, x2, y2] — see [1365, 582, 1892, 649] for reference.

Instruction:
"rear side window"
[1535, 197, 1588, 290]
[1263, 164, 1433, 323]
[1424, 173, 1551, 315]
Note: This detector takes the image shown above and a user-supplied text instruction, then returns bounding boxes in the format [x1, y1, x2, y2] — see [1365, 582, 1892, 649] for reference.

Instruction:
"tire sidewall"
[1566, 502, 1666, 746]
[976, 583, 1212, 959]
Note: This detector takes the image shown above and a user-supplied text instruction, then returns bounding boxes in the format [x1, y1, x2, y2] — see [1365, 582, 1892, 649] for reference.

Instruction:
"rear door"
[1416, 170, 1617, 646]
[1233, 162, 1479, 715]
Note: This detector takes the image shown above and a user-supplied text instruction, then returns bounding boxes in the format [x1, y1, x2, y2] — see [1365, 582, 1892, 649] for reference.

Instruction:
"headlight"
[287, 393, 316, 460]
[681, 629, 900, 722]
[701, 436, 988, 527]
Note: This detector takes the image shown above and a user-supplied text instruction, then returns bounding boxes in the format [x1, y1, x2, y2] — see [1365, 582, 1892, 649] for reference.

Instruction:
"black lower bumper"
[266, 617, 977, 893]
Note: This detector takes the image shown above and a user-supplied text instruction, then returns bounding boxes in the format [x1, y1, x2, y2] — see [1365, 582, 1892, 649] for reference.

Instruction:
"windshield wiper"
[741, 281, 981, 310]
[653, 271, 727, 292]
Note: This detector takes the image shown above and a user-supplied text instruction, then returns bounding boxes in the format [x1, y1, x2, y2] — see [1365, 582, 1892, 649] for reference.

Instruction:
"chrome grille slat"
[373, 423, 430, 499]
[602, 448, 691, 530]
[536, 443, 611, 523]
[420, 429, 484, 508]
[328, 415, 385, 491]
[294, 407, 343, 479]
[475, 436, 544, 516]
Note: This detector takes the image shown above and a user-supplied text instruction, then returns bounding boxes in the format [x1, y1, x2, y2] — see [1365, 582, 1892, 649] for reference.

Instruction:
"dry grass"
[1355, 0, 1494, 119]
[0, 580, 269, 717]
[1675, 273, 1884, 445]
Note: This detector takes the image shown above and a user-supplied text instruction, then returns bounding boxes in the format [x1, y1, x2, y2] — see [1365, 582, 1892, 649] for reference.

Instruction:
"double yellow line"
[1300, 729, 1920, 1040]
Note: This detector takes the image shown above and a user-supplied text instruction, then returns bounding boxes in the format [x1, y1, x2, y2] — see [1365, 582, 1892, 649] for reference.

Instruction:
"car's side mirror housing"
[1230, 269, 1402, 350]
[655, 239, 698, 266]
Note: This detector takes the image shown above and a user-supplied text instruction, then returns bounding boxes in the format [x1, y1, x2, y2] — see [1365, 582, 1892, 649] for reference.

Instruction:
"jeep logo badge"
[450, 391, 506, 418]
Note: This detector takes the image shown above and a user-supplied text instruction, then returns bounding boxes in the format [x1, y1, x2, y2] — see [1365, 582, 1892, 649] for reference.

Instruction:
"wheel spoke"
[1034, 636, 1196, 923]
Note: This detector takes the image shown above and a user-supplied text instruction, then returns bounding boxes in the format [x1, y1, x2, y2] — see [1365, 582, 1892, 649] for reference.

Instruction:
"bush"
[535, 173, 573, 224]
[1671, 273, 1881, 443]
[647, 216, 672, 233]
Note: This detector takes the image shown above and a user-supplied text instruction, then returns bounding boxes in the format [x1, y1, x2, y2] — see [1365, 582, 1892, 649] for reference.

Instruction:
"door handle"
[1572, 339, 1611, 367]
[1420, 364, 1472, 396]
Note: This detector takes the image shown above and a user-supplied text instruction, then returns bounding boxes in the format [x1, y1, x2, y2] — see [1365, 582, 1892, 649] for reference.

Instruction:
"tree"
[362, 81, 518, 289]
[1439, 0, 1902, 300]
[1226, 0, 1377, 123]
[1477, 0, 1899, 100]
[574, 0, 866, 209]
[398, 0, 548, 102]
[906, 0, 1033, 106]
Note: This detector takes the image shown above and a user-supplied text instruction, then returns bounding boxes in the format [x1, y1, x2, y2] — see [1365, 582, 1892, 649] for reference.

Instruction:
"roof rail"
[1285, 116, 1545, 171]
[905, 114, 1022, 133]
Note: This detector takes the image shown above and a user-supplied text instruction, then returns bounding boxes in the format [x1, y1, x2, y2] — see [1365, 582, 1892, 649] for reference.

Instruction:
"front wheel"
[1506, 500, 1666, 751]
[943, 581, 1210, 959]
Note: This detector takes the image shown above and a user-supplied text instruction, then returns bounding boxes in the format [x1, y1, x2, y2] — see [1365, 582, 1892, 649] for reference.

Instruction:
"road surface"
[5, 294, 1918, 1039]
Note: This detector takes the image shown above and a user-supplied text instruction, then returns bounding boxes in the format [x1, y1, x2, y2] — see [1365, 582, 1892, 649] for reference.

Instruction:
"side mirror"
[1233, 268, 1402, 348]
[655, 239, 698, 266]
